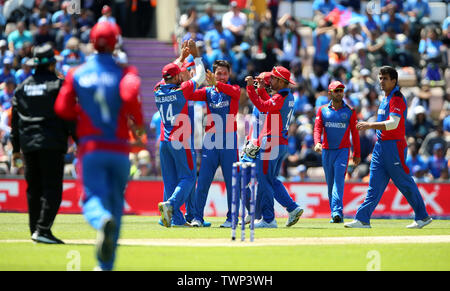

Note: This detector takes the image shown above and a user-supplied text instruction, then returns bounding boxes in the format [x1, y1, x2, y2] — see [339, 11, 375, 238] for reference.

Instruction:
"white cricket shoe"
[254, 219, 277, 228]
[344, 219, 371, 228]
[238, 214, 252, 225]
[406, 217, 433, 229]
[190, 218, 202, 227]
[158, 201, 173, 228]
[286, 207, 304, 227]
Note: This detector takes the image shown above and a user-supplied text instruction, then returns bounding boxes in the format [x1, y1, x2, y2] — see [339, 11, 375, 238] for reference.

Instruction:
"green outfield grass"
[1, 213, 450, 271]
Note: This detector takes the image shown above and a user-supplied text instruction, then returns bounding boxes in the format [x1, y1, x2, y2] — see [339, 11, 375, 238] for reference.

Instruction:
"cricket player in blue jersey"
[242, 71, 303, 227]
[245, 66, 297, 228]
[155, 40, 206, 227]
[314, 81, 361, 223]
[186, 60, 240, 228]
[55, 22, 144, 270]
[345, 66, 432, 229]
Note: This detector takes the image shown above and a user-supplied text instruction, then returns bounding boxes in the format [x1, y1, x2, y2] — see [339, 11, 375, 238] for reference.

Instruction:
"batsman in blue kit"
[55, 22, 144, 270]
[314, 81, 361, 223]
[245, 66, 298, 228]
[155, 40, 206, 227]
[186, 60, 241, 228]
[345, 66, 432, 229]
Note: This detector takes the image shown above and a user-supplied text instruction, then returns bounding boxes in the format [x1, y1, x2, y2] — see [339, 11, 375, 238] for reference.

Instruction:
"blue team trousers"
[159, 140, 196, 225]
[355, 140, 429, 223]
[81, 150, 130, 271]
[322, 148, 350, 219]
[193, 139, 239, 223]
[241, 153, 298, 220]
[256, 141, 295, 223]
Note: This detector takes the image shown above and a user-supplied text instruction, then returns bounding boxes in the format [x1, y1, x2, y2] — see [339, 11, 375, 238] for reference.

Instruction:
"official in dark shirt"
[11, 43, 76, 244]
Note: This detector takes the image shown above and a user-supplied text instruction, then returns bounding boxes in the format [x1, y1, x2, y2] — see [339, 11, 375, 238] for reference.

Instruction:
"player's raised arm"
[188, 39, 206, 88]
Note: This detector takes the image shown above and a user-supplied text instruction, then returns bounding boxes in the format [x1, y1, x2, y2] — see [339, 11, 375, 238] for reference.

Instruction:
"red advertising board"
[0, 179, 449, 218]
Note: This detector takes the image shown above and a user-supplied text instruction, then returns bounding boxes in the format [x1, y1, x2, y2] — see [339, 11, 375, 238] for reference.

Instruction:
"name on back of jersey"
[78, 72, 117, 88]
[156, 95, 177, 103]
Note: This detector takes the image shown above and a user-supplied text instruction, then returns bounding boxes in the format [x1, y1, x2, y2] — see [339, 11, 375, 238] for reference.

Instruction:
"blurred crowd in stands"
[0, 0, 448, 183]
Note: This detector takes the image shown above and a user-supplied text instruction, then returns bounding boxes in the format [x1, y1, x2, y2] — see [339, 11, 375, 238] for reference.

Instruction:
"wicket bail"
[231, 162, 257, 242]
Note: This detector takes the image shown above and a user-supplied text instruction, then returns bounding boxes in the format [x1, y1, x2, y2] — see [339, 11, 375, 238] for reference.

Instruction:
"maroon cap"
[257, 72, 272, 87]
[271, 66, 296, 85]
[328, 81, 345, 91]
[162, 63, 181, 78]
[90, 22, 120, 51]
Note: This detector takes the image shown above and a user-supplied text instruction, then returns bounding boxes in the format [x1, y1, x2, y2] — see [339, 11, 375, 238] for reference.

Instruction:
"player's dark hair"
[213, 60, 231, 73]
[379, 66, 398, 86]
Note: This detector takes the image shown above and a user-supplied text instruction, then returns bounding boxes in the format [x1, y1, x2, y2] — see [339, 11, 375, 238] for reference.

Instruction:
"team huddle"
[154, 40, 433, 230]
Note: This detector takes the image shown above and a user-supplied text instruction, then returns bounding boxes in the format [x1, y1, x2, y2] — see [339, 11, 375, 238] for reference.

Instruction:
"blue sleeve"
[418, 39, 426, 54]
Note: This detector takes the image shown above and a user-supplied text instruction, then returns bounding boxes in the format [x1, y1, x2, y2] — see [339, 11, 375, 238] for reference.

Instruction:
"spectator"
[411, 164, 431, 183]
[235, 42, 253, 76]
[312, 0, 338, 16]
[29, 2, 53, 29]
[33, 19, 56, 47]
[443, 16, 450, 47]
[98, 5, 116, 24]
[348, 42, 376, 78]
[55, 20, 74, 52]
[181, 24, 204, 43]
[412, 105, 434, 146]
[51, 1, 72, 30]
[0, 39, 13, 68]
[15, 57, 34, 84]
[198, 3, 216, 34]
[0, 77, 15, 108]
[365, 28, 386, 66]
[308, 62, 330, 95]
[276, 14, 304, 69]
[57, 37, 86, 77]
[381, 4, 408, 35]
[419, 123, 447, 157]
[7, 21, 33, 52]
[340, 23, 365, 56]
[427, 143, 448, 180]
[254, 22, 278, 72]
[207, 39, 238, 76]
[291, 164, 309, 182]
[312, 18, 334, 72]
[328, 44, 350, 73]
[293, 85, 310, 116]
[405, 0, 431, 42]
[179, 6, 198, 31]
[221, 1, 247, 44]
[77, 9, 95, 44]
[204, 20, 235, 51]
[0, 58, 16, 84]
[406, 142, 428, 174]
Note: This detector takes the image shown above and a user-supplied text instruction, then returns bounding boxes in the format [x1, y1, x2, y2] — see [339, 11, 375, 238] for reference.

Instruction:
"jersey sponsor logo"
[155, 95, 177, 103]
[378, 109, 386, 115]
[209, 100, 230, 109]
[24, 84, 47, 96]
[324, 122, 346, 129]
